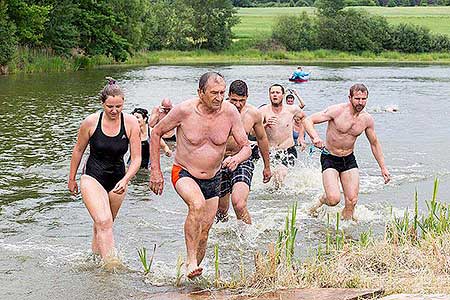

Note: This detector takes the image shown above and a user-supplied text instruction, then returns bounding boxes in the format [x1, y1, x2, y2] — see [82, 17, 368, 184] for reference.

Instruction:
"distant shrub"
[430, 34, 450, 52]
[316, 9, 391, 53]
[389, 23, 432, 53]
[345, 0, 377, 5]
[254, 38, 286, 52]
[272, 12, 318, 51]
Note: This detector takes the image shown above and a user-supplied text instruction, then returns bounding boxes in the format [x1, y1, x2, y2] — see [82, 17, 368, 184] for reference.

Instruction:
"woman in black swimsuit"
[68, 78, 141, 260]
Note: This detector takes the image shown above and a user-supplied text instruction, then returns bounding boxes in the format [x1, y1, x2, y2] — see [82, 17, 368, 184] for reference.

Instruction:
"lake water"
[1, 65, 450, 299]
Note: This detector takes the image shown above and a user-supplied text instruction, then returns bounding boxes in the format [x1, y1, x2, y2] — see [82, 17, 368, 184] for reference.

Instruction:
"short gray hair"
[198, 72, 224, 92]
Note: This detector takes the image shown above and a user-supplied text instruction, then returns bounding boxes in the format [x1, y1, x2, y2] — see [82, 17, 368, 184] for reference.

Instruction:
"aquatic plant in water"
[137, 244, 157, 275]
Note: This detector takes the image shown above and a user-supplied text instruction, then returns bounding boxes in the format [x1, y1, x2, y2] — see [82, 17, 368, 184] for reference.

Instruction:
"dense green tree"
[109, 0, 147, 51]
[317, 9, 391, 52]
[75, 0, 130, 61]
[389, 23, 432, 52]
[0, 0, 17, 72]
[272, 12, 317, 50]
[232, 0, 254, 6]
[315, 0, 345, 17]
[6, 0, 51, 46]
[44, 0, 79, 56]
[142, 0, 192, 50]
[186, 0, 239, 50]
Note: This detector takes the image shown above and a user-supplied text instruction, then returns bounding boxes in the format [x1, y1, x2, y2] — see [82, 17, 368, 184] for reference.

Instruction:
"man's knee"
[94, 216, 113, 231]
[326, 193, 341, 206]
[189, 200, 205, 214]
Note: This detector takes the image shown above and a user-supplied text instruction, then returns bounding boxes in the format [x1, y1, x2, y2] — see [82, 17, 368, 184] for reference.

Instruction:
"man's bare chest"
[181, 115, 231, 146]
[333, 115, 366, 136]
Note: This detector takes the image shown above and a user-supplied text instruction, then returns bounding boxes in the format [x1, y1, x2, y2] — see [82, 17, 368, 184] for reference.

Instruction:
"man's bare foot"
[186, 265, 203, 279]
[341, 207, 357, 221]
[101, 249, 126, 272]
[308, 196, 324, 217]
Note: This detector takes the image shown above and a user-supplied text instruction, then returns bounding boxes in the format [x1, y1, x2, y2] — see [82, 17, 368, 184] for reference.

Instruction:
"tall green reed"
[137, 244, 157, 275]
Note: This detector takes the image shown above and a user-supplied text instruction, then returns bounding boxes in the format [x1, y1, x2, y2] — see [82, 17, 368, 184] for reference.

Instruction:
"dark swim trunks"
[163, 134, 176, 143]
[250, 144, 260, 161]
[171, 165, 221, 200]
[219, 158, 255, 198]
[320, 152, 358, 173]
[271, 146, 298, 167]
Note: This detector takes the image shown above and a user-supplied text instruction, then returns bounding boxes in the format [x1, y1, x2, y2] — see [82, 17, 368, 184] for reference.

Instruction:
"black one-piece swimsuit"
[85, 112, 129, 192]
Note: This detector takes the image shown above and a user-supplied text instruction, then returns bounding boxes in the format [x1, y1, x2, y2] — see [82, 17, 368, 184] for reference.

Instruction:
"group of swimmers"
[68, 72, 391, 279]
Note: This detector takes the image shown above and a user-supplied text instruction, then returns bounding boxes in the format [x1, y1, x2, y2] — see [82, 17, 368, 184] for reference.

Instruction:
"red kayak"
[289, 77, 309, 83]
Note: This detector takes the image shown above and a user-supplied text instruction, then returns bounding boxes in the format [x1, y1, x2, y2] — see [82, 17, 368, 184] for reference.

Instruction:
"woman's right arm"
[68, 118, 92, 195]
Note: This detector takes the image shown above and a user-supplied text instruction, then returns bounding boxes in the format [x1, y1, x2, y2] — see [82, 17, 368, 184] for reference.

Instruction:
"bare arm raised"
[222, 108, 252, 172]
[365, 116, 391, 184]
[294, 110, 307, 151]
[148, 107, 160, 128]
[292, 89, 305, 109]
[149, 105, 182, 195]
[253, 110, 271, 183]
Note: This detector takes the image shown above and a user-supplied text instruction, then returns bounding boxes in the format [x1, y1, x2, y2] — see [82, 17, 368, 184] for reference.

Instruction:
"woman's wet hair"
[131, 107, 149, 123]
[99, 77, 125, 103]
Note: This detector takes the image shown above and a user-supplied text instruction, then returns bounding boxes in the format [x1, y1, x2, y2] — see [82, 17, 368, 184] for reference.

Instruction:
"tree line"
[0, 0, 237, 69]
[233, 0, 450, 7]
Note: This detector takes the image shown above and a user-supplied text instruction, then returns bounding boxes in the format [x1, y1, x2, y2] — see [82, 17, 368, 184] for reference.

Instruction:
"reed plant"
[275, 202, 298, 266]
[214, 243, 220, 288]
[175, 254, 184, 287]
[386, 178, 450, 245]
[137, 244, 157, 275]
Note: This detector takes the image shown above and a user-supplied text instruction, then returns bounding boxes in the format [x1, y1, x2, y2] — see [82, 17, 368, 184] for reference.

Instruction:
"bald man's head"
[161, 98, 172, 108]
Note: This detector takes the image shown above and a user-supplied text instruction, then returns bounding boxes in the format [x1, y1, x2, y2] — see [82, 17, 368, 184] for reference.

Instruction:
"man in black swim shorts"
[303, 83, 391, 220]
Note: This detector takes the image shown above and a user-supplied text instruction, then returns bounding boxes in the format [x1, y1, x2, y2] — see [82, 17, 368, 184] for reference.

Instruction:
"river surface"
[1, 65, 450, 299]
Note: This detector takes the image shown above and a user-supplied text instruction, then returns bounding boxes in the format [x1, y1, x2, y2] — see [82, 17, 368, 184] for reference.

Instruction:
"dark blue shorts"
[171, 165, 221, 200]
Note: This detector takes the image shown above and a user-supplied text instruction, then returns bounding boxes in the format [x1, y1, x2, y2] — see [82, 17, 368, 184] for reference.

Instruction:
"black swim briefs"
[171, 165, 221, 200]
[320, 152, 358, 173]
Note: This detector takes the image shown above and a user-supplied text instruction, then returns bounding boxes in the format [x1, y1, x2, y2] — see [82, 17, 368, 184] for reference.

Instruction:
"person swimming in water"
[68, 77, 141, 261]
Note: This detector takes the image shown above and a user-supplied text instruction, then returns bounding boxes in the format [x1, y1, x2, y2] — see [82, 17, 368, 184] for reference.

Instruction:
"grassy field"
[234, 6, 450, 40]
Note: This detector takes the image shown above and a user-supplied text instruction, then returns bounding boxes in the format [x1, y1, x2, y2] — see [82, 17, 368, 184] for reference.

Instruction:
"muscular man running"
[303, 83, 390, 220]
